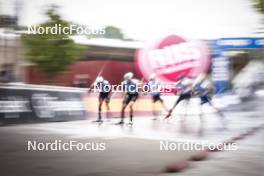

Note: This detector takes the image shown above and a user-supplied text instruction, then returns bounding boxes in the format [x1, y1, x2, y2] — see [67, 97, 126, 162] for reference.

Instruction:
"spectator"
[0, 64, 15, 83]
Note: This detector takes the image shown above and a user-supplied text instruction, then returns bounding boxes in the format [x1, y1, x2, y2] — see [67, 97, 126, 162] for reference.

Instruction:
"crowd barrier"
[0, 83, 87, 125]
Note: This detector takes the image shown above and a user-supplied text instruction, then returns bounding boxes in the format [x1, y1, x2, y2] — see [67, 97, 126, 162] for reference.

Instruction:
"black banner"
[0, 85, 87, 124]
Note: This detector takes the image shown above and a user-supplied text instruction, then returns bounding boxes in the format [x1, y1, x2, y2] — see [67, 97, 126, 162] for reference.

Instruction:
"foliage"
[253, 0, 264, 14]
[22, 7, 83, 77]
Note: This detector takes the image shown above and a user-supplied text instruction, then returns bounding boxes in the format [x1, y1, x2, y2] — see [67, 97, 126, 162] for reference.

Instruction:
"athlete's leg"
[199, 101, 204, 123]
[95, 98, 104, 122]
[117, 94, 130, 124]
[151, 95, 159, 118]
[119, 103, 127, 123]
[182, 99, 190, 121]
[198, 106, 205, 136]
[105, 100, 111, 119]
[128, 101, 135, 123]
[152, 101, 157, 117]
[165, 94, 187, 119]
[159, 98, 169, 112]
[208, 101, 227, 128]
[209, 101, 224, 117]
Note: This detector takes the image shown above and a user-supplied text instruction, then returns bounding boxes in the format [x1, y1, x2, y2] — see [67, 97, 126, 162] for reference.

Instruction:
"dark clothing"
[123, 93, 138, 105]
[96, 80, 111, 93]
[122, 79, 138, 95]
[99, 92, 110, 102]
[193, 84, 213, 105]
[0, 70, 15, 83]
[152, 94, 163, 103]
[200, 94, 211, 105]
[175, 92, 192, 105]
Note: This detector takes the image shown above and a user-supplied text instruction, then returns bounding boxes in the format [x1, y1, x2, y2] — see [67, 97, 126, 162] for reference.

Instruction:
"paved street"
[161, 130, 264, 176]
[0, 95, 263, 176]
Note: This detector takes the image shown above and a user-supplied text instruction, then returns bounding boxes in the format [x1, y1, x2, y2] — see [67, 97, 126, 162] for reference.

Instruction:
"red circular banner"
[136, 35, 210, 82]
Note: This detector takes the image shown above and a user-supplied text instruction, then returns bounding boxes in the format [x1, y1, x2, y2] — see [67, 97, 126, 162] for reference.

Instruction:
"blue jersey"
[194, 80, 213, 96]
[122, 79, 138, 94]
[196, 86, 211, 104]
[194, 80, 213, 105]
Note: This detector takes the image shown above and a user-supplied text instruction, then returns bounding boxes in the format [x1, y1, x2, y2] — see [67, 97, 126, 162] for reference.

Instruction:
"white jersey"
[96, 80, 111, 93]
[177, 78, 194, 94]
[200, 79, 211, 89]
[148, 79, 161, 96]
[122, 79, 139, 94]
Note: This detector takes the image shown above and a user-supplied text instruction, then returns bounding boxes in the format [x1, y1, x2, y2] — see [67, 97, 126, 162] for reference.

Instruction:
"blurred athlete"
[116, 72, 139, 125]
[147, 74, 168, 119]
[192, 74, 227, 127]
[164, 76, 194, 119]
[93, 76, 111, 123]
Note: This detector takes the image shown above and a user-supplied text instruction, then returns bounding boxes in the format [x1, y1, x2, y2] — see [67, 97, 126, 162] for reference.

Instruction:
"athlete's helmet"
[177, 74, 185, 81]
[149, 73, 156, 80]
[96, 76, 104, 83]
[123, 72, 133, 80]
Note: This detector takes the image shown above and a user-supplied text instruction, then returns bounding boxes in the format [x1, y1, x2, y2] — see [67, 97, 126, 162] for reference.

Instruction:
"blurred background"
[0, 1, 263, 176]
[0, 0, 263, 114]
[0, 0, 263, 87]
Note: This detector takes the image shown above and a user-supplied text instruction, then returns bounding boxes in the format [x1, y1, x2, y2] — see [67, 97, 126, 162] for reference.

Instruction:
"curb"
[164, 160, 190, 173]
[163, 124, 264, 173]
[189, 150, 209, 161]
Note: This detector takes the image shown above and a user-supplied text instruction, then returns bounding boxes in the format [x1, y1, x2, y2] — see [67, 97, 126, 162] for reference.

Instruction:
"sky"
[0, 0, 263, 40]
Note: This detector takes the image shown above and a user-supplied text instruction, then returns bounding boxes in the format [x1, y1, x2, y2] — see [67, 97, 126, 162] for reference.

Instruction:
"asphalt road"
[0, 95, 263, 176]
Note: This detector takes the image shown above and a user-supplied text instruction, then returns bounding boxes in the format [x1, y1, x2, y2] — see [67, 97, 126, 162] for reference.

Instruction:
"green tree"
[252, 0, 264, 62]
[253, 0, 264, 14]
[88, 25, 125, 40]
[22, 6, 83, 78]
[104, 26, 124, 39]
